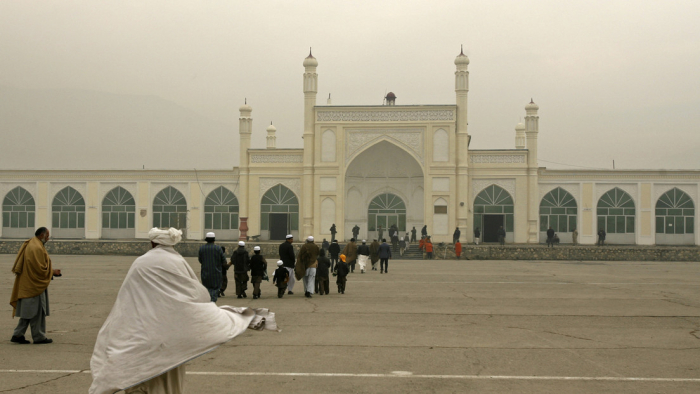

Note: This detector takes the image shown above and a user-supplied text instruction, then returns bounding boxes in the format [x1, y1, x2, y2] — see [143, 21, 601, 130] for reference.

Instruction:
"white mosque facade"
[1, 50, 699, 246]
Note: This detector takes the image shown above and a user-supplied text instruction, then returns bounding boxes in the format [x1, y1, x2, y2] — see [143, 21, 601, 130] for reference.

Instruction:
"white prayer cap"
[205, 232, 215, 238]
[362, 240, 366, 243]
[277, 260, 284, 266]
[238, 241, 245, 246]
[286, 234, 293, 239]
[148, 228, 182, 246]
[307, 236, 314, 242]
[254, 246, 261, 251]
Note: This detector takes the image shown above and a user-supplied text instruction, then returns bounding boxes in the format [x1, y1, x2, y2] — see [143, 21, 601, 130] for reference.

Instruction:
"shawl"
[295, 242, 319, 280]
[10, 237, 52, 317]
[341, 242, 358, 263]
[369, 241, 380, 263]
[89, 245, 278, 394]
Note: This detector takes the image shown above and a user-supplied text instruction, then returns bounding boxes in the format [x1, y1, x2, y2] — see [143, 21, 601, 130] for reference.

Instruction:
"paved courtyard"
[1, 253, 699, 393]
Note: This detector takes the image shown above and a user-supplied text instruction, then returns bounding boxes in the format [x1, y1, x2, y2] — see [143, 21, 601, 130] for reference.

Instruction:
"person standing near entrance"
[411, 227, 417, 243]
[546, 226, 555, 248]
[455, 239, 462, 260]
[421, 225, 428, 238]
[369, 239, 380, 271]
[352, 225, 360, 241]
[572, 228, 579, 246]
[297, 236, 319, 298]
[377, 225, 384, 243]
[453, 227, 461, 245]
[330, 224, 337, 242]
[357, 240, 370, 273]
[10, 227, 61, 345]
[425, 236, 434, 259]
[474, 227, 481, 245]
[597, 228, 606, 246]
[497, 226, 506, 245]
[328, 239, 340, 272]
[378, 239, 391, 274]
[399, 235, 406, 256]
[342, 238, 358, 273]
[232, 241, 250, 299]
[279, 235, 296, 295]
[198, 232, 226, 302]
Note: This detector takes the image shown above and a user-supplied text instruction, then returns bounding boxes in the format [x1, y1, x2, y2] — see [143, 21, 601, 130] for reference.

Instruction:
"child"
[315, 249, 331, 295]
[455, 239, 462, 260]
[249, 246, 267, 299]
[272, 260, 289, 298]
[335, 254, 349, 294]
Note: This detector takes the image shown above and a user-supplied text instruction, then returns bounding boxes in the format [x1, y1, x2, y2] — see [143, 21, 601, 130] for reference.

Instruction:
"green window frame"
[368, 193, 407, 232]
[2, 186, 36, 229]
[102, 187, 136, 229]
[655, 188, 695, 235]
[597, 187, 635, 234]
[260, 184, 299, 231]
[153, 186, 187, 230]
[204, 186, 239, 231]
[539, 187, 578, 234]
[52, 187, 86, 229]
[473, 185, 514, 233]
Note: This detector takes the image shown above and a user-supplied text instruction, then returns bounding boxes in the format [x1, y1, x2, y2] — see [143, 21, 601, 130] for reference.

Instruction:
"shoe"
[380, 271, 383, 274]
[253, 295, 258, 299]
[278, 294, 283, 298]
[33, 338, 53, 344]
[341, 291, 345, 294]
[220, 292, 225, 297]
[237, 295, 243, 299]
[242, 292, 247, 298]
[288, 291, 294, 295]
[318, 292, 323, 296]
[11, 336, 30, 344]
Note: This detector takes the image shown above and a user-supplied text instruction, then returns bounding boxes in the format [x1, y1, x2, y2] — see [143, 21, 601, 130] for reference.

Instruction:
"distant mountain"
[0, 86, 239, 170]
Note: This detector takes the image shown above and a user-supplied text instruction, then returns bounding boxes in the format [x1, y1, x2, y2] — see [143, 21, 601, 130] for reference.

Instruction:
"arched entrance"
[52, 186, 86, 239]
[2, 186, 35, 239]
[102, 186, 136, 239]
[345, 141, 423, 241]
[473, 185, 514, 243]
[597, 187, 635, 244]
[204, 186, 239, 240]
[260, 184, 299, 240]
[153, 186, 187, 236]
[656, 188, 694, 245]
[539, 187, 577, 243]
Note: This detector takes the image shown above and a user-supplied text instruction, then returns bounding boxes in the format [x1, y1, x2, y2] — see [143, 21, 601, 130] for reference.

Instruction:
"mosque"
[1, 49, 698, 246]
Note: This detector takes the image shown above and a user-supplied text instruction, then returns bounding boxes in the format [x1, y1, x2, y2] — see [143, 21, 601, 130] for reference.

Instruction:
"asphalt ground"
[1, 254, 699, 393]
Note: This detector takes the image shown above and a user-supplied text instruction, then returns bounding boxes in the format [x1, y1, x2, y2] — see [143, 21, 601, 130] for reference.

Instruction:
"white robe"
[357, 255, 369, 272]
[89, 245, 277, 394]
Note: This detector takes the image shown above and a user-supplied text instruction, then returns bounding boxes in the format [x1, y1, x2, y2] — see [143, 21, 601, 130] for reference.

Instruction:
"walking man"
[249, 246, 267, 299]
[425, 236, 434, 259]
[357, 240, 370, 273]
[198, 232, 226, 302]
[322, 238, 329, 254]
[453, 227, 461, 245]
[232, 241, 250, 299]
[370, 239, 380, 271]
[297, 236, 319, 298]
[328, 239, 340, 272]
[342, 238, 358, 273]
[421, 225, 428, 238]
[279, 235, 296, 295]
[10, 227, 61, 345]
[330, 224, 337, 242]
[378, 238, 391, 274]
[219, 246, 229, 297]
[546, 226, 555, 248]
[474, 227, 481, 245]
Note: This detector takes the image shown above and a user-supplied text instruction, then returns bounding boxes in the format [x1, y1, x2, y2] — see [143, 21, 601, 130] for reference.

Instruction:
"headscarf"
[340, 254, 346, 262]
[148, 227, 182, 246]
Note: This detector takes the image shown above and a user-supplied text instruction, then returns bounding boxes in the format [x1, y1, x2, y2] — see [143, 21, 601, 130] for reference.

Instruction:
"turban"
[148, 228, 182, 246]
[340, 254, 346, 262]
[254, 246, 261, 251]
[307, 236, 314, 242]
[205, 232, 215, 238]
[277, 260, 284, 266]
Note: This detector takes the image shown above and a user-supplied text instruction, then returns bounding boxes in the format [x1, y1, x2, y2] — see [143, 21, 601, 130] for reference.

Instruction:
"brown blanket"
[10, 237, 52, 317]
[295, 242, 320, 280]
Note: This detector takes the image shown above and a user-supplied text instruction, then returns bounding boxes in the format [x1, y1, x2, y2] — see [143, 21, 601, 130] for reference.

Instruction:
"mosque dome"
[525, 99, 539, 110]
[239, 103, 252, 112]
[454, 46, 470, 65]
[266, 123, 277, 132]
[386, 92, 396, 99]
[303, 48, 318, 67]
[515, 122, 525, 130]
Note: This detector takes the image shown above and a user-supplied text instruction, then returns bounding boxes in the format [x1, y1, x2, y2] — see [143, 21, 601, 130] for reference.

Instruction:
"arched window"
[261, 184, 299, 236]
[153, 186, 187, 230]
[540, 187, 577, 233]
[597, 187, 635, 234]
[102, 187, 135, 230]
[52, 187, 85, 229]
[368, 193, 406, 232]
[474, 185, 514, 233]
[204, 186, 239, 230]
[656, 188, 694, 235]
[3, 187, 35, 230]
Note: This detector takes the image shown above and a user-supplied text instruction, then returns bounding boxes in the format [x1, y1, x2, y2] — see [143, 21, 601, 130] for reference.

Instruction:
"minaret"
[238, 100, 252, 240]
[515, 121, 526, 149]
[525, 99, 540, 243]
[455, 46, 470, 241]
[266, 122, 277, 149]
[302, 49, 318, 236]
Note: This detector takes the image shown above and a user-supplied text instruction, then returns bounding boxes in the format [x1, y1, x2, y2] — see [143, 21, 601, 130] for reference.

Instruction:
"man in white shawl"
[89, 228, 278, 394]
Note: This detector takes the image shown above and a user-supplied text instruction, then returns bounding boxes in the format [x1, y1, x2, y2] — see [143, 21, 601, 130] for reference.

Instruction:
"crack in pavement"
[0, 370, 86, 392]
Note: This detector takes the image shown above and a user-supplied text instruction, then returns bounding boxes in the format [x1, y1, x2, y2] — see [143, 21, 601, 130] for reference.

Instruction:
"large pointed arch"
[597, 187, 635, 235]
[655, 187, 694, 244]
[153, 186, 187, 231]
[101, 186, 136, 238]
[52, 186, 86, 238]
[261, 184, 299, 240]
[2, 187, 35, 238]
[473, 185, 514, 242]
[540, 187, 578, 234]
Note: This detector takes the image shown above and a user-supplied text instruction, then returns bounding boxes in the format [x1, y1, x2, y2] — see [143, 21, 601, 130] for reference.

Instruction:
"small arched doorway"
[260, 184, 299, 240]
[368, 193, 406, 240]
[473, 185, 514, 243]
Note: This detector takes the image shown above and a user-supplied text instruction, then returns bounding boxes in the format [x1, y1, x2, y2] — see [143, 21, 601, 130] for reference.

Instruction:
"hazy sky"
[1, 0, 699, 170]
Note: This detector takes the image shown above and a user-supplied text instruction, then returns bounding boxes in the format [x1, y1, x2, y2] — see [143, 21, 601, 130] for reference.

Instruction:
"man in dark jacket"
[421, 225, 428, 238]
[357, 240, 370, 273]
[352, 225, 360, 241]
[453, 227, 461, 245]
[378, 238, 392, 274]
[249, 246, 267, 299]
[474, 227, 481, 245]
[330, 224, 337, 242]
[231, 241, 250, 299]
[497, 226, 506, 245]
[411, 226, 417, 243]
[279, 234, 296, 295]
[598, 228, 606, 246]
[328, 239, 340, 272]
[335, 255, 349, 294]
[219, 246, 229, 297]
[546, 226, 555, 248]
[198, 232, 226, 302]
[315, 249, 331, 295]
[322, 238, 330, 254]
